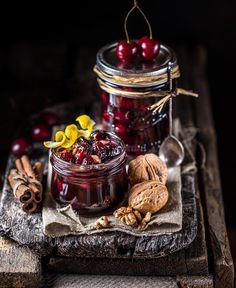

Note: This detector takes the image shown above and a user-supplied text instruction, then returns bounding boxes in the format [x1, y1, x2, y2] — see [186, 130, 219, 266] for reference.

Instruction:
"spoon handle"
[168, 63, 173, 136]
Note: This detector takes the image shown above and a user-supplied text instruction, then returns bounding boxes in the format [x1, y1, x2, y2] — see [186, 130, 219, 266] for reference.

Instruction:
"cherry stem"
[124, 0, 153, 43]
[136, 5, 153, 39]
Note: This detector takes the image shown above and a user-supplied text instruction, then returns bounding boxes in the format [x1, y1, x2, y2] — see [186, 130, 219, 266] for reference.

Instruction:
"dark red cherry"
[100, 91, 109, 106]
[31, 123, 51, 142]
[56, 177, 64, 193]
[60, 149, 74, 162]
[40, 111, 59, 127]
[116, 40, 138, 63]
[102, 111, 113, 124]
[114, 109, 130, 124]
[82, 155, 95, 165]
[76, 137, 92, 151]
[56, 177, 74, 202]
[119, 98, 134, 109]
[138, 36, 160, 61]
[107, 141, 122, 158]
[92, 141, 108, 161]
[10, 137, 33, 157]
[91, 130, 111, 141]
[74, 147, 86, 164]
[115, 124, 126, 139]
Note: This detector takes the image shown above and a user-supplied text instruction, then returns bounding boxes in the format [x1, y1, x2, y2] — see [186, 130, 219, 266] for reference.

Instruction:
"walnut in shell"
[128, 180, 169, 214]
[128, 153, 168, 186]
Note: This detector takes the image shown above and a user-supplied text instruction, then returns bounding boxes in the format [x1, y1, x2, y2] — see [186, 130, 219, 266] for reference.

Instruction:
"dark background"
[0, 0, 235, 260]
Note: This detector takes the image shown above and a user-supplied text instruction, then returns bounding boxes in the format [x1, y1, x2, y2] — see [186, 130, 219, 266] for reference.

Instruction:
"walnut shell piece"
[138, 212, 152, 230]
[128, 180, 169, 214]
[95, 216, 110, 229]
[128, 153, 168, 186]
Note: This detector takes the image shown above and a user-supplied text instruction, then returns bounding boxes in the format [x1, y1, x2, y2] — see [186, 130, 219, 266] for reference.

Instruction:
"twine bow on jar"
[148, 88, 198, 113]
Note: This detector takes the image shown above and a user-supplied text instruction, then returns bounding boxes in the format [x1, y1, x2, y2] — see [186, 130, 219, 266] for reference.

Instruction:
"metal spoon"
[159, 64, 184, 167]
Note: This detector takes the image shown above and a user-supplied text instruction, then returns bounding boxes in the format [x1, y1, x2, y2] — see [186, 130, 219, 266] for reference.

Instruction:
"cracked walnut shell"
[128, 154, 168, 186]
[128, 180, 169, 214]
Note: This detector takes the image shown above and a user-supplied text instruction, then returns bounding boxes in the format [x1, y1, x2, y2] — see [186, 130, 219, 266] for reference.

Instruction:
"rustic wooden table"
[0, 47, 234, 288]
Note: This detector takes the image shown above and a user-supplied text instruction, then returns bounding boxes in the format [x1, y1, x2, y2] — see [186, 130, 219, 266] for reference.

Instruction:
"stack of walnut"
[8, 155, 44, 214]
[113, 153, 169, 230]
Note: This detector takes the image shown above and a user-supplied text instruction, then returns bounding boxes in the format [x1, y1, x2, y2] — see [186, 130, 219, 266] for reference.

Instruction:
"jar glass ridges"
[95, 42, 180, 157]
[50, 132, 127, 214]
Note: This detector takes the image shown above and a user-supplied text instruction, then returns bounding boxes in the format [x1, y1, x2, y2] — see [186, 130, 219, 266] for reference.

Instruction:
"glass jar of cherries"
[94, 42, 180, 157]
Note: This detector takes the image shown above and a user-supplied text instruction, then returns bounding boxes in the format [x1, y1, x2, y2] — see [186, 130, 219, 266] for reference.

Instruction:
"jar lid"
[95, 41, 180, 87]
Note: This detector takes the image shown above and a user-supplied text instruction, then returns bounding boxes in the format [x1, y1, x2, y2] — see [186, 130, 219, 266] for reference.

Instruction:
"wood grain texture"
[176, 275, 213, 288]
[47, 197, 207, 276]
[42, 273, 213, 288]
[0, 236, 41, 288]
[193, 47, 234, 288]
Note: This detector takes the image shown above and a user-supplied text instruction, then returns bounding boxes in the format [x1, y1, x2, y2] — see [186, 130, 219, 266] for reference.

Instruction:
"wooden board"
[42, 273, 213, 288]
[47, 197, 208, 276]
[193, 47, 234, 288]
[0, 236, 41, 288]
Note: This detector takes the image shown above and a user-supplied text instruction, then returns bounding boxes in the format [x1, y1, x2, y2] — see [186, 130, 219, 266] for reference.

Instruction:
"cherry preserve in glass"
[50, 131, 127, 214]
[95, 42, 180, 157]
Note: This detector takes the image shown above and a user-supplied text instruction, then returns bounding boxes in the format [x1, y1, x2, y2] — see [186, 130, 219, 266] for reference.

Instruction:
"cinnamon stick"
[21, 155, 35, 178]
[15, 159, 27, 177]
[22, 201, 38, 214]
[33, 161, 44, 182]
[8, 169, 34, 204]
[33, 161, 44, 202]
[17, 156, 42, 203]
[8, 155, 44, 214]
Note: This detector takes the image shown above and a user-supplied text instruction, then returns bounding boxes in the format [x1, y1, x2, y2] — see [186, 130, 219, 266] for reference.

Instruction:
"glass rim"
[50, 131, 127, 175]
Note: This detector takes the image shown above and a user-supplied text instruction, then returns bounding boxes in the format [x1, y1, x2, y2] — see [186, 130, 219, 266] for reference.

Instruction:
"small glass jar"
[95, 42, 180, 157]
[50, 133, 127, 214]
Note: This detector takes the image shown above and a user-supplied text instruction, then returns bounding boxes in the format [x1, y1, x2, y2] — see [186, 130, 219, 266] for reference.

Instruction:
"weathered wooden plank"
[47, 196, 206, 276]
[43, 274, 179, 288]
[184, 195, 209, 275]
[47, 253, 187, 276]
[176, 275, 213, 288]
[42, 273, 213, 288]
[0, 160, 41, 288]
[193, 46, 234, 288]
[0, 236, 41, 288]
[174, 47, 209, 276]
